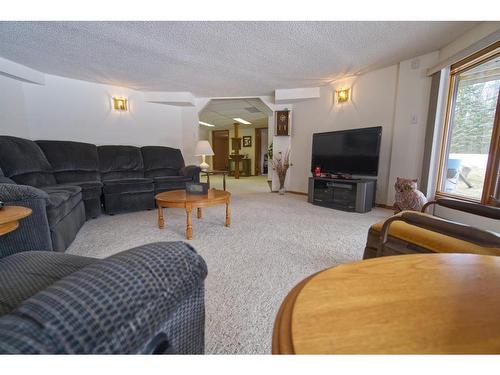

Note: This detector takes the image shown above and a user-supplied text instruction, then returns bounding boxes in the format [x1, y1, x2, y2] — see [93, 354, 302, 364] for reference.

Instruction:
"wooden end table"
[273, 253, 500, 354]
[203, 170, 228, 191]
[155, 189, 231, 240]
[0, 205, 32, 236]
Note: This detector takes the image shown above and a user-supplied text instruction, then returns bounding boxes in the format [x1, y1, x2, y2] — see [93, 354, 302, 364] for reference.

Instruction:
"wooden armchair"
[363, 198, 500, 259]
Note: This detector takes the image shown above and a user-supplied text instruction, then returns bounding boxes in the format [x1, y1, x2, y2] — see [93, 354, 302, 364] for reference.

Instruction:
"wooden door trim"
[212, 130, 229, 171]
[254, 127, 267, 176]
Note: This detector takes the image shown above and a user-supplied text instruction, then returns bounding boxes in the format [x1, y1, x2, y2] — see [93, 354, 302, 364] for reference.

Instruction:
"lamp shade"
[194, 140, 214, 156]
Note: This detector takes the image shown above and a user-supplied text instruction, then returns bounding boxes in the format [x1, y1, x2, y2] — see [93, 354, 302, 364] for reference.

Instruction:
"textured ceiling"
[200, 98, 270, 129]
[0, 21, 479, 96]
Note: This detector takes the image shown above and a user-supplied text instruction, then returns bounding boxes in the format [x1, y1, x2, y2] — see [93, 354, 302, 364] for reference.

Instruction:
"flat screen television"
[311, 126, 382, 176]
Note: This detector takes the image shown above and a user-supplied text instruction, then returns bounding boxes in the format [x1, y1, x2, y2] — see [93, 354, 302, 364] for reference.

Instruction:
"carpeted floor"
[67, 175, 391, 354]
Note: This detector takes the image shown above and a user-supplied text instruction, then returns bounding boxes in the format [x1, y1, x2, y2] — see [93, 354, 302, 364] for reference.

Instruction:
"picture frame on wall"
[275, 110, 291, 136]
[242, 136, 252, 147]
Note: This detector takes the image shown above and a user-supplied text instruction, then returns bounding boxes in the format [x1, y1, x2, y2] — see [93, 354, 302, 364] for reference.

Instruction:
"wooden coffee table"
[155, 189, 231, 240]
[273, 253, 500, 354]
[0, 205, 32, 236]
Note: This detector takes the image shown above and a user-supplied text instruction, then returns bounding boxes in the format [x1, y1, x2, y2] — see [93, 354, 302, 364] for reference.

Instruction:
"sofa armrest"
[0, 176, 15, 184]
[0, 242, 208, 354]
[379, 211, 500, 257]
[0, 183, 52, 255]
[0, 183, 49, 202]
[180, 165, 201, 182]
[422, 198, 500, 220]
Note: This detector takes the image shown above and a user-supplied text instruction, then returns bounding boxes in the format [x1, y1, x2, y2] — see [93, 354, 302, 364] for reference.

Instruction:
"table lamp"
[194, 140, 214, 171]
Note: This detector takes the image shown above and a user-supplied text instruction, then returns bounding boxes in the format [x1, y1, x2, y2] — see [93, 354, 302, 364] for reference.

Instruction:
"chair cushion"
[0, 136, 57, 187]
[98, 145, 145, 180]
[141, 146, 185, 178]
[153, 176, 192, 192]
[40, 185, 83, 226]
[36, 140, 100, 184]
[0, 251, 97, 316]
[102, 178, 154, 195]
[370, 220, 500, 256]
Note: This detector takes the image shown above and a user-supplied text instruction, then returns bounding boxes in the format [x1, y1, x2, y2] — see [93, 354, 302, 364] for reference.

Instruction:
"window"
[437, 42, 500, 206]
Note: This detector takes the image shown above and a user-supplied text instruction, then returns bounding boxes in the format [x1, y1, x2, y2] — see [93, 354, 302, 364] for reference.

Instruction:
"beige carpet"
[67, 175, 391, 354]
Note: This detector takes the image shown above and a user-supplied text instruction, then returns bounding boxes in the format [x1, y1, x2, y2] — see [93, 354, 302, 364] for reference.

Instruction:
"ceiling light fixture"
[199, 121, 215, 127]
[233, 118, 252, 125]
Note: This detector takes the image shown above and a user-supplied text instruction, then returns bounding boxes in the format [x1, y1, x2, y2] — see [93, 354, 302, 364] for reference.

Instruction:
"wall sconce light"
[113, 97, 128, 111]
[336, 88, 350, 103]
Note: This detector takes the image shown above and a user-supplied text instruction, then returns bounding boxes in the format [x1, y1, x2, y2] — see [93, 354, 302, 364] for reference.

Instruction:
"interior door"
[212, 130, 229, 170]
[255, 128, 261, 176]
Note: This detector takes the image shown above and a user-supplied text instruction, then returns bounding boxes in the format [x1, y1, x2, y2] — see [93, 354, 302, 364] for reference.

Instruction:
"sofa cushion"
[0, 251, 97, 316]
[153, 175, 192, 192]
[36, 140, 100, 184]
[141, 146, 185, 178]
[0, 167, 15, 184]
[40, 185, 83, 226]
[0, 136, 57, 187]
[370, 220, 500, 256]
[98, 145, 145, 180]
[72, 181, 103, 200]
[102, 178, 154, 195]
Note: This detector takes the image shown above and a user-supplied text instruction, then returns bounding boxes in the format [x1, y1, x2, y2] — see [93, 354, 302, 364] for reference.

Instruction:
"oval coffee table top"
[155, 189, 230, 204]
[0, 205, 32, 225]
[0, 205, 33, 236]
[273, 253, 500, 354]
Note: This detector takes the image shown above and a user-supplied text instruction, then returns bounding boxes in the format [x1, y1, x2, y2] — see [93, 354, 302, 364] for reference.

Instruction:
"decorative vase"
[278, 178, 286, 195]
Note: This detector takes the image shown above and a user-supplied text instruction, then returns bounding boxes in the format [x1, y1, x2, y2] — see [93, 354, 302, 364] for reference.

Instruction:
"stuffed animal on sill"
[393, 177, 428, 213]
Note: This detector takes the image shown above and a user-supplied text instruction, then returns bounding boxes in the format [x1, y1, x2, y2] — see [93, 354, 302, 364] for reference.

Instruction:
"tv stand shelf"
[307, 177, 376, 213]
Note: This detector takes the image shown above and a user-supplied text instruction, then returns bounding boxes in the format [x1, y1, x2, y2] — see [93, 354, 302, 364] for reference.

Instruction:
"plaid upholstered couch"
[0, 241, 207, 354]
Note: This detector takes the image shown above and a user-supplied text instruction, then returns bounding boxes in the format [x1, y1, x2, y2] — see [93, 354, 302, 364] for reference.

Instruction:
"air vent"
[244, 107, 261, 113]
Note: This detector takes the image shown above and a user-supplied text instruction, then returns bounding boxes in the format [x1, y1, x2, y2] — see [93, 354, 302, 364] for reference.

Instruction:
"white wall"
[289, 65, 398, 203]
[0, 75, 30, 138]
[20, 75, 184, 147]
[0, 71, 200, 164]
[181, 106, 200, 166]
[386, 51, 439, 205]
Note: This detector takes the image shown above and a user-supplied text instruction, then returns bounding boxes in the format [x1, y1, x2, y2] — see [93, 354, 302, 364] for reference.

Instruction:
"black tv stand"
[307, 177, 376, 213]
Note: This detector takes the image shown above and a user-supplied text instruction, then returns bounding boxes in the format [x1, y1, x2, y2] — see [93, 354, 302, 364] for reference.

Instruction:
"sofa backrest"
[36, 140, 100, 184]
[97, 145, 144, 180]
[141, 146, 185, 177]
[0, 136, 57, 187]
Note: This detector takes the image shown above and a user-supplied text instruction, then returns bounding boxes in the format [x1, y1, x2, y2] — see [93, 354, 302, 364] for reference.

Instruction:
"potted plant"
[272, 150, 292, 194]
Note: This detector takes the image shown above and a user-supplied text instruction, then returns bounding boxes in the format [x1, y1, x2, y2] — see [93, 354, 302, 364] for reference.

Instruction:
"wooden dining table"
[273, 253, 500, 354]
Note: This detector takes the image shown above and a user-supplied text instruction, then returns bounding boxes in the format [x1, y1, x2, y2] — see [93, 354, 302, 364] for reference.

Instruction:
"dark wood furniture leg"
[157, 205, 164, 229]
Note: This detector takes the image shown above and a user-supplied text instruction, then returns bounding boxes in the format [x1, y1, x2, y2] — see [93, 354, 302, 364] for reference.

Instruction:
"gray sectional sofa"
[0, 135, 200, 252]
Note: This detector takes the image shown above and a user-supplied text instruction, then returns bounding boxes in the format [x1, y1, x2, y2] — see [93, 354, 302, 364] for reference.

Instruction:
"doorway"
[254, 127, 269, 176]
[212, 130, 229, 170]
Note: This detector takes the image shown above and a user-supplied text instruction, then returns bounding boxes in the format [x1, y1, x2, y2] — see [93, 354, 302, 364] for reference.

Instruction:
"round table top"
[274, 253, 500, 354]
[0, 205, 32, 225]
[155, 189, 230, 204]
[203, 170, 228, 175]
